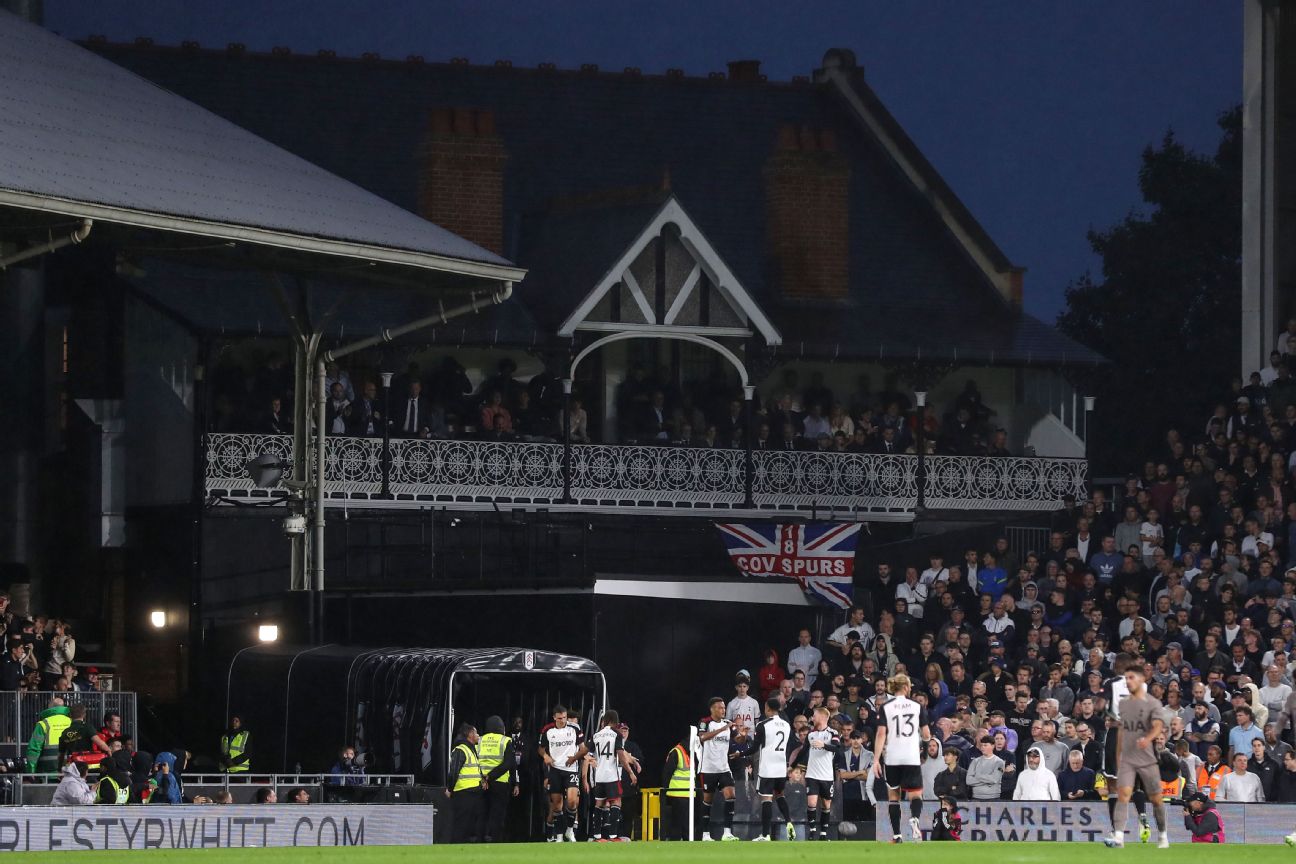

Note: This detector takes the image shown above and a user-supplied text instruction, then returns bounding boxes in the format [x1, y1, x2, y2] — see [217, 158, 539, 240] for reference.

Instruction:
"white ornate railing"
[204, 434, 1086, 513]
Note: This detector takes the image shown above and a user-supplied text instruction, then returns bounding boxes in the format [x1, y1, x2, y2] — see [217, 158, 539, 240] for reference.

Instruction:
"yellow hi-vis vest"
[452, 743, 483, 792]
[221, 730, 250, 772]
[98, 777, 129, 804]
[478, 732, 507, 782]
[665, 744, 691, 797]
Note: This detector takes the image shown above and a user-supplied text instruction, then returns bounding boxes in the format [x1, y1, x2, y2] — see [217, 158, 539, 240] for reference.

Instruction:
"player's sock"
[724, 799, 735, 829]
[1152, 801, 1166, 834]
[761, 801, 773, 837]
[819, 808, 830, 837]
[1106, 797, 1117, 830]
[702, 802, 712, 835]
[1132, 788, 1147, 816]
[564, 808, 578, 834]
[1112, 800, 1130, 836]
[910, 797, 922, 822]
[608, 806, 622, 839]
[591, 807, 604, 839]
[889, 802, 902, 837]
[776, 796, 791, 825]
[805, 816, 817, 841]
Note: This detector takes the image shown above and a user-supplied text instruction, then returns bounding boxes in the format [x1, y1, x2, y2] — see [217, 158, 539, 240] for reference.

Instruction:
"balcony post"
[380, 372, 393, 498]
[562, 378, 573, 504]
[743, 385, 755, 509]
[914, 390, 927, 512]
[1083, 396, 1096, 461]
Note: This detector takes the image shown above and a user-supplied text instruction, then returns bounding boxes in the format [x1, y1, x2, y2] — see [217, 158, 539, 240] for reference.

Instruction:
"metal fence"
[1004, 525, 1050, 563]
[6, 691, 137, 750]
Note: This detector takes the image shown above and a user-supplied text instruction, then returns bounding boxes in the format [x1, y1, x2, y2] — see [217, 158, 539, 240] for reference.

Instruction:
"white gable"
[558, 197, 781, 345]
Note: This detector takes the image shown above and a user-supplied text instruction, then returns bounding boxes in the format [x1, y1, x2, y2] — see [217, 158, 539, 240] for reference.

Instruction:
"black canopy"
[227, 644, 605, 781]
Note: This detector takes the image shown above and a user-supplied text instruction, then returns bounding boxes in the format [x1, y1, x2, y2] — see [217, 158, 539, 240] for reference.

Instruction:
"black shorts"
[805, 777, 835, 799]
[593, 780, 622, 800]
[701, 771, 734, 793]
[757, 776, 787, 796]
[1103, 734, 1119, 778]
[884, 764, 923, 792]
[546, 767, 580, 792]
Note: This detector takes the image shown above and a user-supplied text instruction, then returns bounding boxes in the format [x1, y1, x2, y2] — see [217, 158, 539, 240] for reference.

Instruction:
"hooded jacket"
[757, 650, 782, 700]
[129, 751, 156, 804]
[51, 761, 95, 806]
[96, 751, 133, 804]
[1013, 746, 1060, 801]
[25, 704, 70, 772]
[153, 751, 183, 804]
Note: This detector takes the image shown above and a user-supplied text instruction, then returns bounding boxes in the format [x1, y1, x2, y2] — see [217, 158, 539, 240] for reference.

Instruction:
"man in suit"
[635, 391, 671, 443]
[754, 423, 774, 451]
[873, 426, 901, 454]
[349, 380, 384, 437]
[263, 397, 292, 435]
[397, 382, 432, 438]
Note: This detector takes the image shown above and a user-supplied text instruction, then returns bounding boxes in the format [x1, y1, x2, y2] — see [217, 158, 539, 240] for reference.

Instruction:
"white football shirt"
[541, 721, 583, 774]
[877, 695, 927, 766]
[698, 719, 732, 774]
[591, 725, 623, 784]
[804, 727, 839, 782]
[754, 716, 791, 779]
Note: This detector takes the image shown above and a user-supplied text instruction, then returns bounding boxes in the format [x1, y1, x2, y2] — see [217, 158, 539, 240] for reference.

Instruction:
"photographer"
[1181, 792, 1224, 843]
[328, 746, 365, 786]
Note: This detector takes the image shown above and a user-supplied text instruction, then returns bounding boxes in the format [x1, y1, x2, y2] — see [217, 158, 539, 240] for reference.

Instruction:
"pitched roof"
[79, 40, 1102, 365]
[0, 13, 522, 282]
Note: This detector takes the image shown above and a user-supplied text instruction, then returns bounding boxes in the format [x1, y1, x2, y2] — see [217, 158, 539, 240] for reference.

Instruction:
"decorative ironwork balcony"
[204, 433, 1086, 515]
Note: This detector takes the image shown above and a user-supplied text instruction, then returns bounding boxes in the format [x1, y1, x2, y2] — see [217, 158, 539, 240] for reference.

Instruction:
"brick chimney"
[764, 124, 850, 300]
[727, 59, 761, 83]
[417, 108, 508, 254]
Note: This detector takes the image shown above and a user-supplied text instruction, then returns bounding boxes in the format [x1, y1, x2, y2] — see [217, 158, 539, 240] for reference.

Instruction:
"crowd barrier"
[0, 804, 435, 851]
[872, 800, 1296, 844]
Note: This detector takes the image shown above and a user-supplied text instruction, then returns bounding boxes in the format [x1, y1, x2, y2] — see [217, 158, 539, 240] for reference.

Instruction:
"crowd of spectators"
[713, 349, 1296, 806]
[0, 596, 106, 694]
[212, 350, 1011, 455]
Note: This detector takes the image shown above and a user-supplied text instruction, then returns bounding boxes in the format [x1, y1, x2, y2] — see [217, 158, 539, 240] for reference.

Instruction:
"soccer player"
[872, 673, 931, 843]
[1102, 653, 1150, 842]
[589, 710, 636, 841]
[698, 696, 744, 841]
[538, 704, 586, 842]
[803, 705, 842, 840]
[751, 697, 795, 842]
[1103, 664, 1170, 849]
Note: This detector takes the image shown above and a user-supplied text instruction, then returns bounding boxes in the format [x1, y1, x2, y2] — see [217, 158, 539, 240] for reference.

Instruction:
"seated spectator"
[51, 761, 94, 806]
[350, 381, 383, 437]
[213, 789, 234, 804]
[801, 404, 830, 441]
[262, 397, 292, 435]
[325, 382, 352, 435]
[256, 787, 278, 804]
[480, 391, 513, 435]
[287, 787, 311, 803]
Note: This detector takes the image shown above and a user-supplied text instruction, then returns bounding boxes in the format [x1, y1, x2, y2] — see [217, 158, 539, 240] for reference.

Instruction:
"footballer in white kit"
[801, 706, 843, 840]
[751, 696, 795, 841]
[697, 696, 744, 841]
[588, 710, 636, 841]
[538, 705, 586, 842]
[871, 674, 930, 843]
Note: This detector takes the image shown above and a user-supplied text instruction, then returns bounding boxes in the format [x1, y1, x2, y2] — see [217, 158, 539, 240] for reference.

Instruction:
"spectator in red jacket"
[757, 649, 783, 701]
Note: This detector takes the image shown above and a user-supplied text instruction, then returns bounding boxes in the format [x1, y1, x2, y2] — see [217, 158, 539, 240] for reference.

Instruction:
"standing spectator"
[787, 630, 822, 689]
[1059, 748, 1099, 800]
[967, 736, 1006, 801]
[757, 649, 783, 701]
[44, 621, 75, 687]
[1273, 751, 1296, 802]
[0, 637, 29, 690]
[24, 696, 69, 773]
[979, 554, 1008, 602]
[478, 716, 516, 843]
[219, 715, 250, 774]
[932, 746, 969, 799]
[1246, 737, 1279, 800]
[328, 746, 365, 786]
[1226, 707, 1263, 761]
[618, 722, 644, 841]
[1013, 746, 1060, 801]
[1215, 752, 1264, 802]
[397, 382, 431, 438]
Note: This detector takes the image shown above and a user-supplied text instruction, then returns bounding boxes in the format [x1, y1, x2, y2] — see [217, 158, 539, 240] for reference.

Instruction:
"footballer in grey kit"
[1103, 664, 1171, 849]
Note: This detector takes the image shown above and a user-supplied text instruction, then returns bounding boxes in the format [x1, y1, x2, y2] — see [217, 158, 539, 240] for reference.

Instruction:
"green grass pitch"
[0, 842, 1280, 863]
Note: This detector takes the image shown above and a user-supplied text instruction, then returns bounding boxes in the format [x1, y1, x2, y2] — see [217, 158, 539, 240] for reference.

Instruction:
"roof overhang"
[0, 190, 526, 283]
[0, 11, 525, 287]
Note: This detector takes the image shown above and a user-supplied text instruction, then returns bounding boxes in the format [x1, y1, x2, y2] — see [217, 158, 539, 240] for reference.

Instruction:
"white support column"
[1242, 0, 1280, 377]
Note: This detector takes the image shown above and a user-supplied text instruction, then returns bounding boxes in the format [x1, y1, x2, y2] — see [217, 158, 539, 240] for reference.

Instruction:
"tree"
[1058, 107, 1241, 473]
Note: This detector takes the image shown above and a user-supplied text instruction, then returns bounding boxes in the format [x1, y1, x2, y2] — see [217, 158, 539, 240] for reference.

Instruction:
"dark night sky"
[45, 1, 1241, 322]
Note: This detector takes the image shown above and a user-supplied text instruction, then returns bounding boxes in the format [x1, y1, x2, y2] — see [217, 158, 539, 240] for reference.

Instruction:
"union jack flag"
[715, 522, 860, 609]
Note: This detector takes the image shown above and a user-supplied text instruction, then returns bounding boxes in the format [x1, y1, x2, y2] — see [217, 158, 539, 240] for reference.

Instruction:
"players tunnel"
[226, 645, 606, 783]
